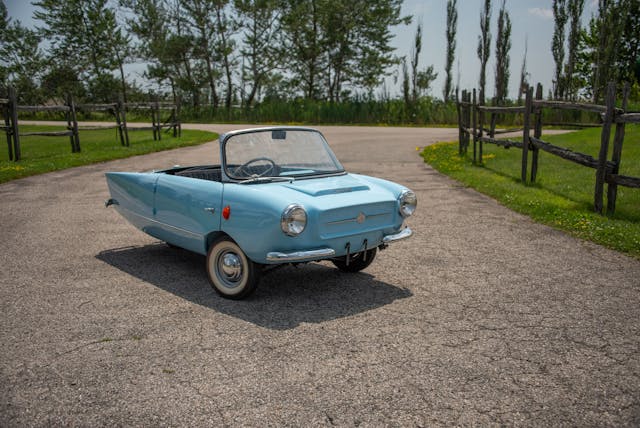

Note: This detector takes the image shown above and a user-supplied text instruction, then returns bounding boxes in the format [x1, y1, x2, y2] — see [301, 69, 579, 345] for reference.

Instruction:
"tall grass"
[180, 98, 460, 125]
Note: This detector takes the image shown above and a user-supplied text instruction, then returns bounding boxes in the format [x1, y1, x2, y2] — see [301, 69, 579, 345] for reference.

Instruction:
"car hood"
[281, 174, 370, 196]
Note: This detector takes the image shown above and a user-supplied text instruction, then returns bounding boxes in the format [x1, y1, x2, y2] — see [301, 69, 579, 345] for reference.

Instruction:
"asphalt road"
[1, 124, 640, 426]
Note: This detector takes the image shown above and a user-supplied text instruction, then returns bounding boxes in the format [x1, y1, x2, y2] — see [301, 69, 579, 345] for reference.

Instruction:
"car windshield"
[223, 128, 344, 180]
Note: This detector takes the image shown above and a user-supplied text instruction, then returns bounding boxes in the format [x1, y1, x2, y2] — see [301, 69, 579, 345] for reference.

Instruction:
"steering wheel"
[236, 157, 278, 178]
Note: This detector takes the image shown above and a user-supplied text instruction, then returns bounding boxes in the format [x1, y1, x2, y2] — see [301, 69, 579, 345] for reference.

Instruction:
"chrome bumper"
[265, 227, 412, 263]
[382, 227, 413, 243]
[266, 248, 336, 263]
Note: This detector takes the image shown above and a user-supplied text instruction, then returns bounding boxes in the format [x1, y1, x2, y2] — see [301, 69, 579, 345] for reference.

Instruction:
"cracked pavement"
[1, 124, 640, 426]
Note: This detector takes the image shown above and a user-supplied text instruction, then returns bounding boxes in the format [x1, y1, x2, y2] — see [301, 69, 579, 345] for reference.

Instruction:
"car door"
[154, 174, 223, 254]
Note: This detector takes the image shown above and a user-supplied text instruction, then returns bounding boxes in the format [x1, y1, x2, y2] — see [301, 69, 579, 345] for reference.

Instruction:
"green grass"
[421, 124, 640, 259]
[0, 125, 217, 183]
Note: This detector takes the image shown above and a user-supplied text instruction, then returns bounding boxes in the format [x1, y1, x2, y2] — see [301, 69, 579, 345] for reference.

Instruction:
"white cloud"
[528, 7, 554, 20]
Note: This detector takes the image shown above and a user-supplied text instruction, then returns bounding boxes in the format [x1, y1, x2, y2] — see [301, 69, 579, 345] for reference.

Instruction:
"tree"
[280, 0, 325, 99]
[122, 0, 202, 105]
[402, 21, 437, 115]
[517, 36, 529, 104]
[564, 0, 585, 100]
[410, 22, 422, 103]
[402, 57, 410, 110]
[494, 0, 511, 104]
[551, 0, 568, 99]
[180, 0, 222, 107]
[34, 0, 132, 102]
[416, 65, 438, 97]
[280, 0, 409, 100]
[617, 0, 640, 88]
[211, 0, 239, 109]
[341, 0, 410, 95]
[235, 0, 281, 106]
[573, 0, 639, 102]
[591, 0, 626, 102]
[477, 0, 491, 103]
[0, 6, 45, 103]
[443, 0, 457, 102]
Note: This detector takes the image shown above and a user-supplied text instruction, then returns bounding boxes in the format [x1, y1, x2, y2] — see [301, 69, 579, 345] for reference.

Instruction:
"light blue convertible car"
[105, 127, 416, 299]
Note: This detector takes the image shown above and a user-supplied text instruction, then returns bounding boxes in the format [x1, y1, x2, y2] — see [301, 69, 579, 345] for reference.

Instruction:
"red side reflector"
[222, 205, 231, 220]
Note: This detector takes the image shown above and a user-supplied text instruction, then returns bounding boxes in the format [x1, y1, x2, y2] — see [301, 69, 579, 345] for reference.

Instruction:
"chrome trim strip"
[327, 212, 388, 225]
[266, 248, 335, 262]
[382, 227, 413, 243]
[118, 207, 203, 238]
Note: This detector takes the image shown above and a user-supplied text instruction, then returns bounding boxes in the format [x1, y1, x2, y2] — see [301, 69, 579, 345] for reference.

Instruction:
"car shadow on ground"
[96, 243, 412, 330]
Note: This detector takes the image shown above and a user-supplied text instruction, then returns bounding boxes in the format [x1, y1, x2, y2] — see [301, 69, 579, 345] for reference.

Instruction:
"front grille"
[319, 202, 395, 239]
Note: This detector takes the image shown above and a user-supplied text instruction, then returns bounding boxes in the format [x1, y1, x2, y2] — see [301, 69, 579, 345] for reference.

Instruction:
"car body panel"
[218, 173, 405, 263]
[105, 127, 414, 266]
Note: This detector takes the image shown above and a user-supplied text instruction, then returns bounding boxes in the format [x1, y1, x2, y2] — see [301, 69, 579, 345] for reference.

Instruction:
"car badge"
[356, 212, 366, 224]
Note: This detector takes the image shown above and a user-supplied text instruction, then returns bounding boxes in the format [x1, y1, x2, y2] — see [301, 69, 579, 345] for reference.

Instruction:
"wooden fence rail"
[1, 87, 181, 161]
[457, 82, 639, 215]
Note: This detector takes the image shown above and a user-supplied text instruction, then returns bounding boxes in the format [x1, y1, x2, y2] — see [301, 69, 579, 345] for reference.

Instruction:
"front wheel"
[206, 237, 260, 299]
[331, 247, 377, 272]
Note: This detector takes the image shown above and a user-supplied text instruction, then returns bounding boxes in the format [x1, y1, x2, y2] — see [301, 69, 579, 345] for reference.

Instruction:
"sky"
[4, 0, 600, 100]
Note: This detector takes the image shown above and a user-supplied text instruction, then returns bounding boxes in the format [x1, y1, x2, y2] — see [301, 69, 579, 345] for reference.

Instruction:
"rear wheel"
[206, 237, 260, 299]
[332, 247, 377, 273]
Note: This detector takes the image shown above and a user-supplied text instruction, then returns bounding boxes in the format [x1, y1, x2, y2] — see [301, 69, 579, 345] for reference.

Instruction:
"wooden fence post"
[122, 101, 130, 147]
[477, 89, 484, 165]
[594, 82, 616, 214]
[521, 86, 533, 184]
[114, 101, 125, 146]
[171, 104, 177, 137]
[152, 98, 161, 141]
[530, 83, 543, 182]
[115, 99, 130, 146]
[456, 88, 463, 155]
[472, 89, 477, 162]
[465, 91, 471, 153]
[176, 95, 182, 137]
[66, 94, 80, 153]
[8, 86, 20, 161]
[607, 82, 630, 215]
[2, 91, 13, 161]
[489, 96, 497, 145]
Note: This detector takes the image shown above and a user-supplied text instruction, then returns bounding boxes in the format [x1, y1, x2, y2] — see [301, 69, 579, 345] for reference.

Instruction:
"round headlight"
[399, 189, 417, 217]
[281, 204, 307, 236]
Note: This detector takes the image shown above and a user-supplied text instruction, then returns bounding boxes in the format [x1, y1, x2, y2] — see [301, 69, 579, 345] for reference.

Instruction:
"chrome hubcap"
[217, 250, 244, 288]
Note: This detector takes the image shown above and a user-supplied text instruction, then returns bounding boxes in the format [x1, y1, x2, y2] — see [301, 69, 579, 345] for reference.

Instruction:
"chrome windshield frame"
[220, 127, 345, 183]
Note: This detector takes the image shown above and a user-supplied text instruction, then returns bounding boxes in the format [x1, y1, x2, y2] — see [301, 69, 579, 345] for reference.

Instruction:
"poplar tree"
[517, 36, 529, 104]
[410, 22, 422, 103]
[443, 0, 457, 102]
[494, 0, 511, 104]
[564, 0, 584, 100]
[551, 0, 567, 99]
[618, 0, 640, 88]
[477, 0, 491, 103]
[591, 0, 624, 102]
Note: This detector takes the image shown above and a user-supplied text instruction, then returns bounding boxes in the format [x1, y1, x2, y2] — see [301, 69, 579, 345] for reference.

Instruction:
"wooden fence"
[1, 87, 181, 161]
[457, 82, 640, 215]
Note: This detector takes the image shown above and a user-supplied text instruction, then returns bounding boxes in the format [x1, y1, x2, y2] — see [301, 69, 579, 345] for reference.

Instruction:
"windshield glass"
[223, 128, 344, 180]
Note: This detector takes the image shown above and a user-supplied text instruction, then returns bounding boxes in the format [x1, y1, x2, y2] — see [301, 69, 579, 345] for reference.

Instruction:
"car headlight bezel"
[398, 189, 417, 218]
[281, 204, 307, 236]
